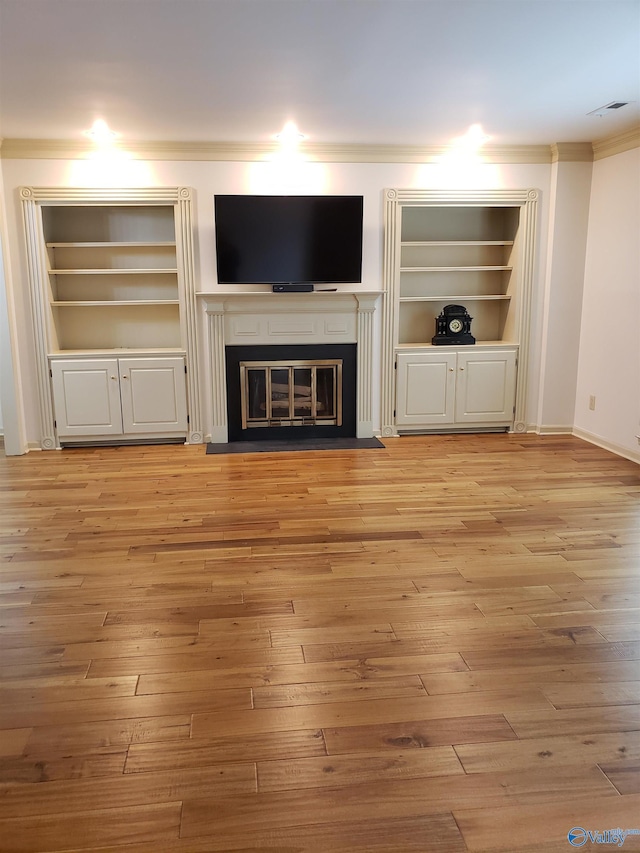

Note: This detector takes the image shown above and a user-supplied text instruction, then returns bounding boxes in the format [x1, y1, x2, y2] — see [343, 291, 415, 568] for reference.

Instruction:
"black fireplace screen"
[240, 360, 342, 428]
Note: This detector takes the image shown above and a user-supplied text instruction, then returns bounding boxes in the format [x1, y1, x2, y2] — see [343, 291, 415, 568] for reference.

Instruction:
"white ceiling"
[0, 0, 639, 148]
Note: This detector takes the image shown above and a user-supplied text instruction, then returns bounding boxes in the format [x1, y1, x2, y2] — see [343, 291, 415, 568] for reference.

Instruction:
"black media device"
[272, 284, 314, 293]
[214, 195, 363, 290]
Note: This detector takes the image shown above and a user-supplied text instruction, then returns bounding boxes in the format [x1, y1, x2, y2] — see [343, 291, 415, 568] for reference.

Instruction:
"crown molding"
[592, 126, 640, 160]
[551, 143, 594, 163]
[0, 137, 553, 164]
[2, 132, 637, 164]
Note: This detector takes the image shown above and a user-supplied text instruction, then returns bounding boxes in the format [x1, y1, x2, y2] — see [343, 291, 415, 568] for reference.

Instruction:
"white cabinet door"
[396, 351, 456, 425]
[455, 349, 517, 423]
[118, 357, 188, 434]
[395, 348, 517, 429]
[51, 359, 123, 437]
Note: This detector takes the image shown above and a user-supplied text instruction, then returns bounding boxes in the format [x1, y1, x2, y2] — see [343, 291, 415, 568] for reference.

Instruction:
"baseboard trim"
[533, 425, 574, 435]
[572, 427, 640, 465]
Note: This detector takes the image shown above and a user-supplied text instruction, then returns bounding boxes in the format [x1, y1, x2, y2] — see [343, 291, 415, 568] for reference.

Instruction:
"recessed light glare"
[454, 124, 491, 151]
[83, 119, 117, 144]
[275, 121, 306, 144]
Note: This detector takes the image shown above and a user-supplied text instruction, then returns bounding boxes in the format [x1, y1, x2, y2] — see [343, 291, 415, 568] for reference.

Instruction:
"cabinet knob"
[122, 375, 128, 379]
[459, 367, 465, 371]
[449, 368, 454, 372]
[110, 375, 116, 380]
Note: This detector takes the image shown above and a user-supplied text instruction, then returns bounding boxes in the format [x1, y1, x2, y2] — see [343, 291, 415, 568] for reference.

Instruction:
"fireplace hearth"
[226, 344, 356, 442]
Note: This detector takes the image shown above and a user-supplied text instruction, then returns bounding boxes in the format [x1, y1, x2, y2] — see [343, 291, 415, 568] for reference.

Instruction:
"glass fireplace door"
[240, 360, 342, 429]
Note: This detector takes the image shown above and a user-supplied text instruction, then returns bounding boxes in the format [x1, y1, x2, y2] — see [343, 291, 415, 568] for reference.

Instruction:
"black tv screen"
[214, 195, 363, 285]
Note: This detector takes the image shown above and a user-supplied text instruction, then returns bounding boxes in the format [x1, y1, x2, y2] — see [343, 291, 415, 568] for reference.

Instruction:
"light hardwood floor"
[0, 433, 639, 852]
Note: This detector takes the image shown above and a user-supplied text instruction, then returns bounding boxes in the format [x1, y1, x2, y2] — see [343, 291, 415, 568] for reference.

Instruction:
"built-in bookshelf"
[20, 187, 202, 448]
[381, 188, 539, 436]
[397, 205, 520, 346]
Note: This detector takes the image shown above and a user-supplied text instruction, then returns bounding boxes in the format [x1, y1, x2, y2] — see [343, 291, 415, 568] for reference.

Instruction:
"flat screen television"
[214, 195, 363, 286]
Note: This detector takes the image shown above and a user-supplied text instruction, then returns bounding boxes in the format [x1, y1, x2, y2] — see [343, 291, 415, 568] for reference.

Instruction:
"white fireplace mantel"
[198, 290, 382, 443]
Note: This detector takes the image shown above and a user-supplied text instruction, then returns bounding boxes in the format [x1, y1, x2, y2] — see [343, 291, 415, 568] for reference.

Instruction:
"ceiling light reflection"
[83, 119, 117, 146]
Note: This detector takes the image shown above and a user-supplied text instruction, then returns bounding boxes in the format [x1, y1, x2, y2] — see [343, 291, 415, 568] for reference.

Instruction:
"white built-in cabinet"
[381, 189, 539, 435]
[51, 357, 188, 439]
[20, 187, 202, 448]
[396, 348, 517, 428]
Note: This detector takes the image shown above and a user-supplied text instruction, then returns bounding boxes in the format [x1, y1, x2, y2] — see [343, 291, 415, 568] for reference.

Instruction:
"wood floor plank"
[414, 571, 584, 590]
[243, 576, 419, 600]
[256, 746, 464, 791]
[0, 612, 107, 634]
[323, 714, 518, 754]
[125, 729, 326, 774]
[599, 625, 640, 641]
[180, 766, 617, 838]
[252, 675, 428, 708]
[133, 653, 466, 693]
[103, 599, 293, 625]
[454, 730, 640, 773]
[600, 760, 640, 794]
[198, 610, 409, 632]
[29, 587, 244, 610]
[51, 813, 469, 853]
[0, 622, 200, 650]
[290, 590, 506, 615]
[300, 630, 567, 663]
[539, 625, 607, 645]
[0, 764, 257, 819]
[0, 747, 128, 783]
[542, 681, 640, 709]
[0, 802, 182, 852]
[390, 614, 538, 639]
[0, 687, 253, 729]
[0, 660, 89, 680]
[454, 793, 640, 851]
[0, 728, 31, 757]
[22, 715, 191, 754]
[191, 689, 555, 739]
[0, 676, 138, 706]
[531, 608, 640, 629]
[505, 706, 640, 739]
[421, 660, 640, 695]
[460, 640, 640, 670]
[67, 637, 304, 665]
[269, 623, 397, 647]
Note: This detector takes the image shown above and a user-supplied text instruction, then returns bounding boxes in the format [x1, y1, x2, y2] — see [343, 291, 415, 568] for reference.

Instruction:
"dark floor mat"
[206, 437, 385, 454]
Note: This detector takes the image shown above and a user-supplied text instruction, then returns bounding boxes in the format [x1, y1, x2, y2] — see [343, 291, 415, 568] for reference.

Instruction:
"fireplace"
[226, 344, 356, 441]
[199, 291, 379, 444]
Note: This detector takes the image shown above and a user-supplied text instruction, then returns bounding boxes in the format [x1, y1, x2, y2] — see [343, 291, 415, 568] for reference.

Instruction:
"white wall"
[0, 165, 28, 454]
[1, 153, 552, 451]
[536, 160, 592, 431]
[574, 147, 640, 461]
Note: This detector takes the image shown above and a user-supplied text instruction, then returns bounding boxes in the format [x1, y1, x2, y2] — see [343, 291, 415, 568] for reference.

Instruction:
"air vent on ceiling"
[587, 101, 631, 116]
